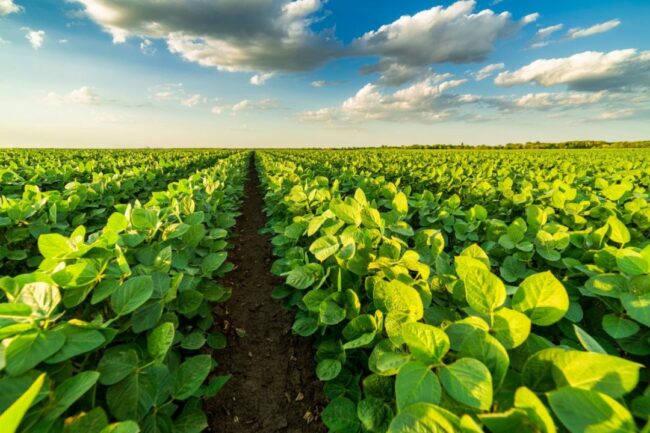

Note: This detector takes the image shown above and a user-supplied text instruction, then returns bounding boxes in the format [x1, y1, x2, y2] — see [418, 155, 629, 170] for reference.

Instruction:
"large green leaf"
[401, 322, 449, 365]
[548, 388, 635, 433]
[110, 276, 154, 316]
[460, 262, 506, 315]
[388, 403, 459, 433]
[606, 216, 630, 245]
[147, 322, 175, 361]
[309, 235, 340, 261]
[620, 293, 650, 327]
[511, 272, 568, 326]
[38, 371, 100, 427]
[5, 330, 65, 376]
[172, 355, 212, 400]
[0, 373, 45, 433]
[106, 369, 157, 421]
[492, 307, 531, 349]
[395, 361, 441, 410]
[14, 282, 60, 320]
[439, 358, 492, 410]
[552, 350, 642, 398]
[38, 233, 75, 259]
[321, 397, 360, 433]
[201, 252, 227, 275]
[374, 279, 423, 322]
[46, 324, 105, 363]
[98, 348, 139, 386]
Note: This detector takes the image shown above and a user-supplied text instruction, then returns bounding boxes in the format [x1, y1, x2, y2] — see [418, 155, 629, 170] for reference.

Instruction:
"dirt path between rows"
[206, 154, 326, 433]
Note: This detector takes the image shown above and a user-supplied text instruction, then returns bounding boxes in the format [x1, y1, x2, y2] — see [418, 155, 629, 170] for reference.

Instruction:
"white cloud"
[523, 13, 540, 24]
[300, 77, 472, 123]
[568, 19, 621, 39]
[597, 108, 634, 120]
[150, 83, 205, 107]
[23, 29, 45, 49]
[212, 98, 280, 115]
[495, 49, 650, 91]
[536, 24, 563, 39]
[70, 0, 340, 74]
[140, 38, 155, 54]
[250, 73, 273, 86]
[211, 105, 226, 115]
[0, 37, 9, 45]
[150, 83, 184, 101]
[311, 80, 345, 87]
[353, 1, 532, 67]
[181, 94, 204, 107]
[474, 63, 504, 81]
[69, 0, 533, 82]
[514, 91, 607, 109]
[59, 39, 69, 44]
[0, 0, 21, 16]
[232, 98, 279, 112]
[43, 86, 100, 105]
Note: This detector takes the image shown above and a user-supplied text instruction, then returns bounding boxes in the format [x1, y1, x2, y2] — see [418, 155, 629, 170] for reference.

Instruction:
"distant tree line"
[381, 140, 650, 150]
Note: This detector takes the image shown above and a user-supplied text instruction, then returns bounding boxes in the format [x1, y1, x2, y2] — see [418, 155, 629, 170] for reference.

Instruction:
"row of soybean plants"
[0, 149, 235, 193]
[0, 150, 250, 433]
[0, 150, 235, 275]
[258, 149, 649, 433]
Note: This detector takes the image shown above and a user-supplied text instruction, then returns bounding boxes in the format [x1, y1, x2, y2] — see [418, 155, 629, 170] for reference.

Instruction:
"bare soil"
[205, 154, 326, 433]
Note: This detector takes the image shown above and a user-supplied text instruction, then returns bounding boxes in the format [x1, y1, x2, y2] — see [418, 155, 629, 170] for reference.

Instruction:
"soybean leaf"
[401, 322, 449, 365]
[5, 330, 65, 376]
[395, 361, 441, 410]
[0, 373, 45, 433]
[172, 355, 212, 400]
[511, 272, 569, 326]
[110, 276, 154, 316]
[321, 397, 360, 433]
[548, 387, 635, 433]
[147, 322, 175, 361]
[439, 358, 493, 410]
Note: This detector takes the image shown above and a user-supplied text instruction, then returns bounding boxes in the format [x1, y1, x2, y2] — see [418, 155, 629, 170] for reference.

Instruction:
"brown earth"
[205, 154, 326, 433]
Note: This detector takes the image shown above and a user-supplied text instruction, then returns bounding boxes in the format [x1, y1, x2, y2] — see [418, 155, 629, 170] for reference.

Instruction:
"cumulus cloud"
[494, 49, 650, 91]
[69, 0, 534, 84]
[43, 86, 100, 105]
[23, 29, 45, 49]
[0, 0, 21, 16]
[568, 19, 620, 39]
[69, 0, 341, 74]
[353, 1, 531, 67]
[300, 77, 473, 123]
[474, 63, 504, 81]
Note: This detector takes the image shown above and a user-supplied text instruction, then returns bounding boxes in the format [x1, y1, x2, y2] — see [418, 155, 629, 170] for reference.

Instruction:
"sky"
[0, 0, 649, 148]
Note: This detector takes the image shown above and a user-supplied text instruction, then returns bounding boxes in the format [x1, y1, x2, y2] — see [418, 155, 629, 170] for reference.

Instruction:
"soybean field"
[1, 148, 649, 433]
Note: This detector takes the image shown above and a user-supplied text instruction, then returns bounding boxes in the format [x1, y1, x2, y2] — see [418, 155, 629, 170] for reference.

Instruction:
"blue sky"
[0, 0, 648, 147]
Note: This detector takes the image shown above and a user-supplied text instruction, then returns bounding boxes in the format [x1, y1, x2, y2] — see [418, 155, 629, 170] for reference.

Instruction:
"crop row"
[258, 149, 649, 433]
[0, 150, 236, 275]
[0, 151, 249, 433]
[0, 149, 237, 194]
